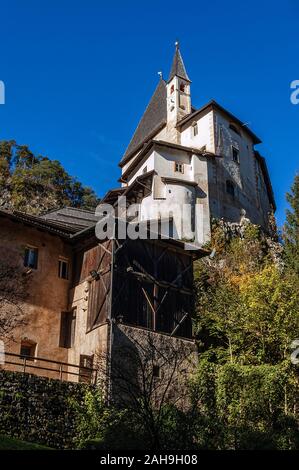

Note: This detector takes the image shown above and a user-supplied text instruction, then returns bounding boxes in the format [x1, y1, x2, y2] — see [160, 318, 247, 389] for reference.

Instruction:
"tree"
[0, 140, 99, 214]
[194, 220, 299, 365]
[0, 140, 15, 181]
[91, 326, 196, 450]
[190, 360, 299, 450]
[283, 174, 299, 275]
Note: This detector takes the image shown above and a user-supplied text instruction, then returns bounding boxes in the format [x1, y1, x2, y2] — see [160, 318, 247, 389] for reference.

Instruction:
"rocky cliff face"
[0, 186, 12, 211]
[208, 216, 283, 269]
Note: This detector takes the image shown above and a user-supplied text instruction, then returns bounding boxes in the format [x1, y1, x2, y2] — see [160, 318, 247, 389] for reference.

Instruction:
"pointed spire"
[168, 41, 191, 83]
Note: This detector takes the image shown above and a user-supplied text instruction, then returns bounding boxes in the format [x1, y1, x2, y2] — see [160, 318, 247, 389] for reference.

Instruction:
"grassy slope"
[0, 435, 52, 450]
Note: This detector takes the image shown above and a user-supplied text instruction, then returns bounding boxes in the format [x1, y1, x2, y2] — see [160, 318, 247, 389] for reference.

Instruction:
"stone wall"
[0, 370, 90, 448]
[110, 323, 198, 409]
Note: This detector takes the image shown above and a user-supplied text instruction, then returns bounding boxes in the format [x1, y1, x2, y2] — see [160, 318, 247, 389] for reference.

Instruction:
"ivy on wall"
[0, 370, 92, 449]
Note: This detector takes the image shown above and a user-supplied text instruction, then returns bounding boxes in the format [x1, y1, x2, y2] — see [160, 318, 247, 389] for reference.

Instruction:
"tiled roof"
[168, 44, 190, 82]
[177, 100, 261, 145]
[40, 207, 98, 231]
[120, 79, 167, 165]
[0, 210, 77, 237]
[0, 207, 99, 239]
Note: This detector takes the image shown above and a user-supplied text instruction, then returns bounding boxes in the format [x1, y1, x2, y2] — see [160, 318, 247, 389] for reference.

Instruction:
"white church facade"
[103, 43, 275, 245]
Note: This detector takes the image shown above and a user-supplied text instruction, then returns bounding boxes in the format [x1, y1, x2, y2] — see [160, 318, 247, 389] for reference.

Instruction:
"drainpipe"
[106, 237, 115, 405]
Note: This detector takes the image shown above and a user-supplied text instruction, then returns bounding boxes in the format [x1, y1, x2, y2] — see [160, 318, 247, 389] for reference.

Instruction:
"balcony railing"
[2, 352, 98, 384]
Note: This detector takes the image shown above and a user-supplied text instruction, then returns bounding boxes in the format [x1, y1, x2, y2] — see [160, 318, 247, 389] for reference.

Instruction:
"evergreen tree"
[0, 140, 99, 214]
[283, 174, 299, 275]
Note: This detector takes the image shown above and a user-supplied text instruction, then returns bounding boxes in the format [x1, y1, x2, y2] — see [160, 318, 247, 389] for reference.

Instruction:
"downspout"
[107, 237, 115, 405]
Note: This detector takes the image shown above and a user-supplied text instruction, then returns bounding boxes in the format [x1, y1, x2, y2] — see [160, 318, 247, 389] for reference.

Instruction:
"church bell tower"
[166, 42, 191, 142]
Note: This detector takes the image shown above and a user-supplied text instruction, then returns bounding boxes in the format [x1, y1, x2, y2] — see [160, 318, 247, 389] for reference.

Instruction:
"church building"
[0, 44, 276, 398]
[103, 42, 275, 245]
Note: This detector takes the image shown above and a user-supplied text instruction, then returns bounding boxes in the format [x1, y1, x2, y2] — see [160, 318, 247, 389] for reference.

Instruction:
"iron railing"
[2, 352, 98, 384]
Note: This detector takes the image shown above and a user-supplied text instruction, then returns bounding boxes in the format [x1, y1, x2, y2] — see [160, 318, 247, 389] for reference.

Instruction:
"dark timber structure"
[75, 231, 207, 340]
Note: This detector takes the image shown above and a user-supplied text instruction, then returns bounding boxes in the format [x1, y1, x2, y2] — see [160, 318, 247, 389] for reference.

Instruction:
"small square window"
[24, 247, 38, 269]
[153, 365, 161, 378]
[174, 162, 184, 173]
[58, 259, 69, 279]
[20, 341, 36, 361]
[79, 354, 94, 383]
[232, 146, 240, 163]
[229, 123, 241, 136]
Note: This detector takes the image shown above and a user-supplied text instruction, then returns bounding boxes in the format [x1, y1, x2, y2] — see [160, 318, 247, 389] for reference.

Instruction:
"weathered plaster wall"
[180, 109, 215, 152]
[209, 110, 271, 227]
[0, 219, 72, 370]
[65, 240, 112, 382]
[68, 278, 109, 381]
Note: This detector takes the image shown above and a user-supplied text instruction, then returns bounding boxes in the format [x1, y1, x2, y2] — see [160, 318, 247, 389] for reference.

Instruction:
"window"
[20, 341, 36, 361]
[174, 162, 184, 173]
[58, 258, 69, 279]
[232, 146, 240, 164]
[179, 83, 185, 92]
[170, 84, 174, 94]
[24, 247, 38, 269]
[229, 123, 241, 136]
[59, 309, 77, 348]
[226, 180, 235, 197]
[79, 354, 94, 383]
[153, 365, 161, 378]
[192, 121, 198, 137]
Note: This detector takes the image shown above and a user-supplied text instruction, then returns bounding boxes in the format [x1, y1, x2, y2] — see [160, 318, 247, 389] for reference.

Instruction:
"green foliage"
[194, 222, 299, 364]
[69, 389, 112, 447]
[70, 389, 150, 450]
[0, 370, 89, 449]
[71, 386, 203, 451]
[283, 174, 299, 275]
[0, 140, 99, 214]
[190, 360, 299, 450]
[192, 209, 299, 449]
[73, 363, 299, 451]
[0, 435, 53, 450]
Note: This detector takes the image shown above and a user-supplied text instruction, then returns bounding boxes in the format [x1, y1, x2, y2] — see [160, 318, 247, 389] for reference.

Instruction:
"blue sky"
[0, 0, 298, 227]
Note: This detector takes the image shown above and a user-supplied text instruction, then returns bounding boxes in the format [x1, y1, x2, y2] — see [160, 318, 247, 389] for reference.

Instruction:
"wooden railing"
[2, 352, 98, 384]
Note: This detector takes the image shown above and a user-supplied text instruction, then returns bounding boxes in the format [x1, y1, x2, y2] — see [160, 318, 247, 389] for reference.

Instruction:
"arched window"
[226, 180, 235, 198]
[180, 83, 185, 92]
[170, 84, 174, 94]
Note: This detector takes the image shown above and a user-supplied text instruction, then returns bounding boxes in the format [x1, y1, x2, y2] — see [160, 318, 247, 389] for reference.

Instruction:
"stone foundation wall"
[110, 323, 198, 409]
